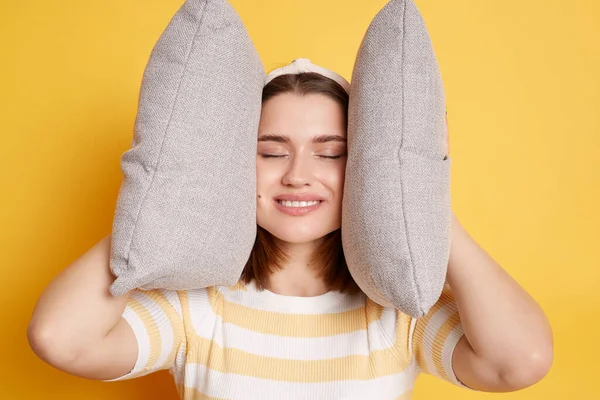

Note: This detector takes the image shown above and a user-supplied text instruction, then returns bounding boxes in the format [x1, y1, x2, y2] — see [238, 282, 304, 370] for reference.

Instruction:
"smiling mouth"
[273, 199, 324, 215]
[276, 200, 322, 207]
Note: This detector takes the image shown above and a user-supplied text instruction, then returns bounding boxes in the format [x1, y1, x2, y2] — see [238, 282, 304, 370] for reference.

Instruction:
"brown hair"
[240, 72, 360, 295]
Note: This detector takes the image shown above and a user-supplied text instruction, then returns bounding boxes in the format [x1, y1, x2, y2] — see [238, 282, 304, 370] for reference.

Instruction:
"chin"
[260, 225, 337, 244]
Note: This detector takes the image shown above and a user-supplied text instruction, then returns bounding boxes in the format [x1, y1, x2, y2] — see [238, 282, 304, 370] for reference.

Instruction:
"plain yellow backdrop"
[1, 0, 598, 398]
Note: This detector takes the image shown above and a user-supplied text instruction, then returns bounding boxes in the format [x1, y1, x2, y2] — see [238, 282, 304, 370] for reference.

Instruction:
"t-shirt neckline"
[243, 279, 351, 311]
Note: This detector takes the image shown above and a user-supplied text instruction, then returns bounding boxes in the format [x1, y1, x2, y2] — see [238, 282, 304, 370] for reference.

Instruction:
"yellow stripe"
[365, 296, 386, 325]
[227, 280, 248, 292]
[431, 311, 461, 381]
[392, 311, 413, 363]
[127, 297, 162, 370]
[184, 337, 412, 382]
[180, 291, 199, 340]
[202, 286, 384, 338]
[411, 288, 454, 373]
[144, 290, 185, 370]
[178, 290, 411, 382]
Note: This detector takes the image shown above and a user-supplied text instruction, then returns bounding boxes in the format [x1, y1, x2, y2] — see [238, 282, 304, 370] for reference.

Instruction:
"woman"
[27, 59, 553, 399]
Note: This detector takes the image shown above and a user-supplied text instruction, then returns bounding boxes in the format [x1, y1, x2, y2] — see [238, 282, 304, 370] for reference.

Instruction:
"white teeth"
[277, 200, 321, 207]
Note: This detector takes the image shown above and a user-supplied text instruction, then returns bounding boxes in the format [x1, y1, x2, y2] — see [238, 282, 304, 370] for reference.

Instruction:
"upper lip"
[274, 193, 325, 202]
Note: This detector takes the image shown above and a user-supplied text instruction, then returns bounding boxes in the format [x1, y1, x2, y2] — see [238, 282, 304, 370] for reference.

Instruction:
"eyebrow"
[257, 134, 346, 144]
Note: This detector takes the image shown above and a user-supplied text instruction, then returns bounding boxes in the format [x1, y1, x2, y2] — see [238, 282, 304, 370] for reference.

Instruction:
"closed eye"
[260, 154, 285, 158]
[260, 154, 343, 159]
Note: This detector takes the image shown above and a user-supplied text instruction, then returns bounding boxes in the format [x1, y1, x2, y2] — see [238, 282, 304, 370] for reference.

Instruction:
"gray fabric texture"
[109, 0, 264, 296]
[342, 0, 451, 317]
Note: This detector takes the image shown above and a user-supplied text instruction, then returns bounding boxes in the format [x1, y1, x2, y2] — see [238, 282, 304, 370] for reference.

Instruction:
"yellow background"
[2, 0, 598, 398]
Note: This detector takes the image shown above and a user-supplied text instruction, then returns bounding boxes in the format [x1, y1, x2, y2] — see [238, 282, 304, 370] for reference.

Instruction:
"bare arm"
[439, 116, 553, 391]
[448, 212, 554, 391]
[27, 234, 138, 380]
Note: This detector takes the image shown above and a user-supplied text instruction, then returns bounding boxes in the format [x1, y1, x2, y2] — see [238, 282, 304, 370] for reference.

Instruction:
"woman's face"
[256, 92, 347, 244]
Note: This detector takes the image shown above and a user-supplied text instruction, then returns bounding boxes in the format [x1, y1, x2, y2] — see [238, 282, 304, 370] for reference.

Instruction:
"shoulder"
[364, 295, 413, 331]
[129, 284, 223, 324]
[364, 296, 413, 346]
[169, 281, 247, 320]
[359, 296, 416, 369]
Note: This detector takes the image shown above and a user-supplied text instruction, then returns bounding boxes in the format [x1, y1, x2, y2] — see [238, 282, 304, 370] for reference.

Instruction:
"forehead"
[258, 93, 346, 141]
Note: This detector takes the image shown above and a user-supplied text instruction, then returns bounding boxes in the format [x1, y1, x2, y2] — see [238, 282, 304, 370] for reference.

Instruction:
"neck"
[263, 236, 330, 297]
[267, 264, 330, 297]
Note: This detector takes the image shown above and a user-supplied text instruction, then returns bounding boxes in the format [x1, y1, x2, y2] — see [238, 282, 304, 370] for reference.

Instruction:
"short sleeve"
[102, 288, 186, 381]
[409, 283, 473, 390]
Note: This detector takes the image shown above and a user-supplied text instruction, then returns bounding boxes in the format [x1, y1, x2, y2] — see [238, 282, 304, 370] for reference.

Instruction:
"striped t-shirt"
[103, 279, 473, 399]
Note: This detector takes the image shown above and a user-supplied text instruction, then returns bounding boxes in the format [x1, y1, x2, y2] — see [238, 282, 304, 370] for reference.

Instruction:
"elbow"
[497, 349, 554, 391]
[27, 320, 80, 369]
[496, 322, 555, 392]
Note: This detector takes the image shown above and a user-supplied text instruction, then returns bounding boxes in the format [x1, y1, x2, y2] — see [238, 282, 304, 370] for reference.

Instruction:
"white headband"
[265, 58, 350, 94]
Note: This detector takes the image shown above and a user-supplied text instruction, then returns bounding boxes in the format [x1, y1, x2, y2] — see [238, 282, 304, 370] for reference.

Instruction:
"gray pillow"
[342, 0, 451, 317]
[109, 0, 264, 296]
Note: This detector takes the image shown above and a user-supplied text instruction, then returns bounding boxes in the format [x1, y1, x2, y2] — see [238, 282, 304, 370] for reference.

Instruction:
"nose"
[281, 153, 315, 187]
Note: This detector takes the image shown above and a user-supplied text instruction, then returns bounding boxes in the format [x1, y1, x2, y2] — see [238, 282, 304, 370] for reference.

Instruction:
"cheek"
[256, 163, 278, 198]
[332, 163, 346, 187]
[315, 165, 346, 200]
[335, 165, 347, 202]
